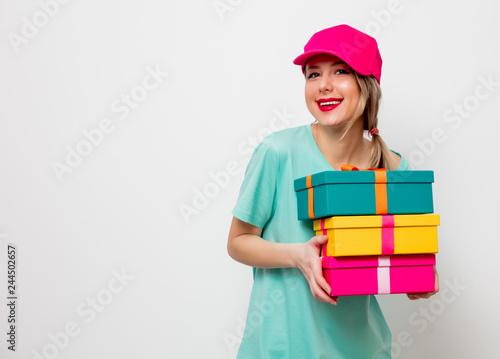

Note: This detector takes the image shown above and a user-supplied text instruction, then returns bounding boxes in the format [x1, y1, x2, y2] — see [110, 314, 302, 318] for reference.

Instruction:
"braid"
[369, 132, 398, 170]
[353, 73, 399, 170]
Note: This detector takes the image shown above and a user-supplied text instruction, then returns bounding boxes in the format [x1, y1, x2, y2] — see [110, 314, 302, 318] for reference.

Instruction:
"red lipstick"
[317, 98, 343, 112]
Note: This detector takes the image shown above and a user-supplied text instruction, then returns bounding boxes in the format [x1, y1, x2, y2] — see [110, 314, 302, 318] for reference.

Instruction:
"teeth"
[320, 100, 341, 106]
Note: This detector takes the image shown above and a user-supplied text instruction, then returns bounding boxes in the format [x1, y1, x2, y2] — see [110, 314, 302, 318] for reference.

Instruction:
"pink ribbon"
[321, 219, 327, 256]
[381, 215, 395, 255]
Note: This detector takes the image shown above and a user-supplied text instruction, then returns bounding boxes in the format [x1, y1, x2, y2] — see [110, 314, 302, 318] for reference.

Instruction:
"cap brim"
[293, 50, 371, 77]
[293, 50, 335, 66]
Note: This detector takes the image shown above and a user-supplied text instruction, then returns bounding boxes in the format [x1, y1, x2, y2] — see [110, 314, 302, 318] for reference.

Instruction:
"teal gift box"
[294, 170, 434, 220]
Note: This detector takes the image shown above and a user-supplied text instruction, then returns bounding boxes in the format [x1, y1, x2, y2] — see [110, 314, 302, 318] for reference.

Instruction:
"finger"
[407, 291, 435, 300]
[434, 267, 440, 292]
[315, 269, 332, 296]
[307, 235, 328, 257]
[311, 283, 337, 305]
[303, 272, 336, 305]
[311, 270, 337, 305]
[309, 234, 328, 245]
[317, 234, 329, 242]
[307, 255, 331, 294]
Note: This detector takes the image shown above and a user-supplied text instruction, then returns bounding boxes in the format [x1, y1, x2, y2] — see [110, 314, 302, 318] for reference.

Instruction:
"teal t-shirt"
[232, 124, 411, 359]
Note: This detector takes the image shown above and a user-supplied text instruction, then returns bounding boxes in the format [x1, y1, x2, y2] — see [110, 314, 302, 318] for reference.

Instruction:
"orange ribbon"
[341, 164, 388, 214]
[306, 166, 389, 219]
[306, 175, 315, 218]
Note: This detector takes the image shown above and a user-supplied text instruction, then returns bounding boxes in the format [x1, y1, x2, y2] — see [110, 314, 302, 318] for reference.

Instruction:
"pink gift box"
[322, 254, 436, 296]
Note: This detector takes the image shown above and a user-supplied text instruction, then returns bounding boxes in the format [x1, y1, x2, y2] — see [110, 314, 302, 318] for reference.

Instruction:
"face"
[304, 54, 360, 128]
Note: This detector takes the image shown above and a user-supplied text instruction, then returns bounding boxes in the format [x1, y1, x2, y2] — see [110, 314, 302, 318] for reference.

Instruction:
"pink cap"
[293, 24, 382, 83]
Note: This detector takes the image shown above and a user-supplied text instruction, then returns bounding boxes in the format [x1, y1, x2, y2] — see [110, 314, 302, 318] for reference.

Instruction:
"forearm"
[227, 217, 336, 304]
[228, 234, 301, 269]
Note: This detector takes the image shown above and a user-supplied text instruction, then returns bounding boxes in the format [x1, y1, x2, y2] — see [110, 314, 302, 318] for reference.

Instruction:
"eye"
[335, 69, 350, 75]
[307, 72, 319, 79]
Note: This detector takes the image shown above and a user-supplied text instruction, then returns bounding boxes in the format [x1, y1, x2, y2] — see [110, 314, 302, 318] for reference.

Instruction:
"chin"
[316, 116, 349, 128]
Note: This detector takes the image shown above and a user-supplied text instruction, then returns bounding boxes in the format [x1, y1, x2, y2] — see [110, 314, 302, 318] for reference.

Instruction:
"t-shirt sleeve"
[392, 150, 413, 170]
[232, 138, 278, 229]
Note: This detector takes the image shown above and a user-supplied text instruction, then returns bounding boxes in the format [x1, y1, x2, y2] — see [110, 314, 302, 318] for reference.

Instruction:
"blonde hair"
[341, 72, 399, 170]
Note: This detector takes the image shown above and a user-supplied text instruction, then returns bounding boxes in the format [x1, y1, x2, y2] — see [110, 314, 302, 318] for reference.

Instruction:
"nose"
[319, 75, 333, 93]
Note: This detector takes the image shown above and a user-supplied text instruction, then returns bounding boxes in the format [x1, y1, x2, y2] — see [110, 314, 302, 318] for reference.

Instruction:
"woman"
[228, 24, 438, 358]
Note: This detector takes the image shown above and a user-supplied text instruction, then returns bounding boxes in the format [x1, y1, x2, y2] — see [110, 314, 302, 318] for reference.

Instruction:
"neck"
[312, 119, 370, 170]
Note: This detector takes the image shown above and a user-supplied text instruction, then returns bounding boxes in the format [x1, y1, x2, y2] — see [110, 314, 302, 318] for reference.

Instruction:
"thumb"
[311, 234, 328, 246]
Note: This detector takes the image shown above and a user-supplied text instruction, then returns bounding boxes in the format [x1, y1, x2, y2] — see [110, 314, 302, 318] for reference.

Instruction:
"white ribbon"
[377, 256, 391, 294]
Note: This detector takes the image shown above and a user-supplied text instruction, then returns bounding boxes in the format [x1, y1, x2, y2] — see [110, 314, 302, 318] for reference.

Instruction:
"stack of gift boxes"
[294, 166, 439, 296]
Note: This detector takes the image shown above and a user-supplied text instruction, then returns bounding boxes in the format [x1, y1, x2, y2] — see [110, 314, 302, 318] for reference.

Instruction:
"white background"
[1, 0, 499, 358]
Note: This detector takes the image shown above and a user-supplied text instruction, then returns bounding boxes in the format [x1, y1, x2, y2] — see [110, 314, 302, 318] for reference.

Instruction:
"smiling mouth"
[316, 98, 343, 112]
[318, 100, 342, 106]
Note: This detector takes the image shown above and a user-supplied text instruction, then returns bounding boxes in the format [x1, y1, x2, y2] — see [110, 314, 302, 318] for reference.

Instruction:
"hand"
[292, 235, 339, 305]
[407, 266, 439, 300]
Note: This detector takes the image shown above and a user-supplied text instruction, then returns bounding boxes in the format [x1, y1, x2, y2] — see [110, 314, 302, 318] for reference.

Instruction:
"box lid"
[294, 170, 434, 192]
[322, 254, 436, 269]
[314, 214, 440, 230]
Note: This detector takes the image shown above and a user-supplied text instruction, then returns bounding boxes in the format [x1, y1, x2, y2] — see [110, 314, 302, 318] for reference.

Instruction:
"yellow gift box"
[314, 214, 439, 257]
